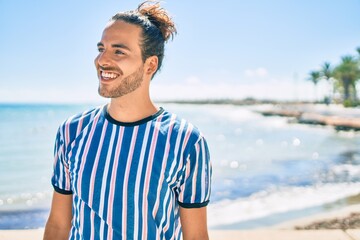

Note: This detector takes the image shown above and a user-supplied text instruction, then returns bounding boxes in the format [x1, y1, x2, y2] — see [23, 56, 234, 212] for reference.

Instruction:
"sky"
[0, 0, 359, 103]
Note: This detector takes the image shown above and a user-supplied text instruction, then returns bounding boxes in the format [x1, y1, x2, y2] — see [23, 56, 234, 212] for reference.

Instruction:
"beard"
[98, 66, 144, 98]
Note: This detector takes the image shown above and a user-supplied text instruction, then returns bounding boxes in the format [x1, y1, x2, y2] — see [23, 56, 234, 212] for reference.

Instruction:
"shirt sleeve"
[177, 136, 212, 208]
[51, 126, 73, 195]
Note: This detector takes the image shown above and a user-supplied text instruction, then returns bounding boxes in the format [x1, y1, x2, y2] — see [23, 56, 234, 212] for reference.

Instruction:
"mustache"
[99, 65, 122, 73]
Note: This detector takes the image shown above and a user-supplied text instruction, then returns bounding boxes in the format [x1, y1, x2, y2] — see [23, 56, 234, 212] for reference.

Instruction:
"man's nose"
[95, 52, 111, 67]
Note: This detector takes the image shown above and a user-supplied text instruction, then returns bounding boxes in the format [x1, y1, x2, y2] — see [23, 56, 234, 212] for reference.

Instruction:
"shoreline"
[253, 103, 360, 131]
[208, 193, 360, 230]
[1, 196, 360, 230]
[1, 193, 360, 230]
[159, 101, 360, 130]
[1, 229, 359, 240]
[272, 193, 360, 230]
[270, 203, 360, 230]
[1, 200, 360, 239]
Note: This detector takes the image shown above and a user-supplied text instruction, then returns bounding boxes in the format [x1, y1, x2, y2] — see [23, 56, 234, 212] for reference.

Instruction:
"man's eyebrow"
[112, 43, 131, 51]
[96, 42, 131, 51]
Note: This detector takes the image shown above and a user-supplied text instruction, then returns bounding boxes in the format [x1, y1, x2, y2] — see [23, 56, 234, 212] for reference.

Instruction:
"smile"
[100, 71, 120, 80]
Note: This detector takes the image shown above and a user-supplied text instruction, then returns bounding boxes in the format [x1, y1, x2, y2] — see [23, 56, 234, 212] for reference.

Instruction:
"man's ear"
[145, 56, 159, 76]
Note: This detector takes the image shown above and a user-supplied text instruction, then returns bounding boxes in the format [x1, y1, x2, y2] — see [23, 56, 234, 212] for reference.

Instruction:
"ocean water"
[0, 103, 359, 229]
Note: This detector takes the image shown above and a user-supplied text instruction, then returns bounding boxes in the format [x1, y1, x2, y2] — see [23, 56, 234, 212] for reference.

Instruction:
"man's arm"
[43, 191, 73, 240]
[179, 206, 209, 240]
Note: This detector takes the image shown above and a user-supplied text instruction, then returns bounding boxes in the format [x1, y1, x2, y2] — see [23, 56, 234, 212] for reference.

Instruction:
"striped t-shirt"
[51, 105, 212, 240]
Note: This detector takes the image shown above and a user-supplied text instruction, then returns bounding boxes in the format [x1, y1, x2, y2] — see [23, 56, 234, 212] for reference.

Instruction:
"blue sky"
[0, 0, 359, 103]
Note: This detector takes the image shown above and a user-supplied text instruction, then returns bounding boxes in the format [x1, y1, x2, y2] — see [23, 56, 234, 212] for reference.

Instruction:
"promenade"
[256, 103, 360, 131]
[1, 229, 360, 240]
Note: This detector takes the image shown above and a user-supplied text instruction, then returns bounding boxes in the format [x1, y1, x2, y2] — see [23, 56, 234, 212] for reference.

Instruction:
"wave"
[0, 191, 51, 212]
[207, 182, 360, 227]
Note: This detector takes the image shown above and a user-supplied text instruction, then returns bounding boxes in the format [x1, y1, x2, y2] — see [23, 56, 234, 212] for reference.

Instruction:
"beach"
[1, 230, 359, 240]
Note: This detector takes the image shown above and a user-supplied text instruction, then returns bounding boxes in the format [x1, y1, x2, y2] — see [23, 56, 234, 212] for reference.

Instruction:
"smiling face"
[95, 20, 145, 98]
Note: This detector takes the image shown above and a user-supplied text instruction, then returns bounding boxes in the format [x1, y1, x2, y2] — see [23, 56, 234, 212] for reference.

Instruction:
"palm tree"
[307, 70, 321, 102]
[333, 55, 360, 106]
[320, 62, 333, 103]
[321, 62, 332, 80]
[357, 47, 360, 101]
[356, 46, 360, 56]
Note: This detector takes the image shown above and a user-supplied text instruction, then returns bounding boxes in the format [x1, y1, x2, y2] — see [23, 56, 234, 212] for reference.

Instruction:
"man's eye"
[115, 50, 124, 55]
[98, 48, 104, 52]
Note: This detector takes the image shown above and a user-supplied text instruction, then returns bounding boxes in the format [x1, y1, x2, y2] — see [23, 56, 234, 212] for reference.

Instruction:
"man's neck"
[107, 92, 158, 123]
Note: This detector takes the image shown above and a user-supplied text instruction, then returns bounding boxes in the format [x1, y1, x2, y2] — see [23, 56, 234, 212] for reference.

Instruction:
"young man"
[44, 2, 212, 239]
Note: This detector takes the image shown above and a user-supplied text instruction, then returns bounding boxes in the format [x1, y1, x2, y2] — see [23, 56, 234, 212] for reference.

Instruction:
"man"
[44, 1, 212, 239]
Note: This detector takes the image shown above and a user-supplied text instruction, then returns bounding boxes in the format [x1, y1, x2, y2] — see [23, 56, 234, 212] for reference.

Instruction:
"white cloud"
[185, 76, 201, 85]
[244, 67, 268, 78]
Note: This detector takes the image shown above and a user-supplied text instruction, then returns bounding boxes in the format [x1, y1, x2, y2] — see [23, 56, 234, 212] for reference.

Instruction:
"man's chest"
[67, 128, 185, 211]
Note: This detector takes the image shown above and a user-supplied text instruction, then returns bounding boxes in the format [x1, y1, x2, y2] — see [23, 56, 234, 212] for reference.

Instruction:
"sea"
[0, 103, 360, 229]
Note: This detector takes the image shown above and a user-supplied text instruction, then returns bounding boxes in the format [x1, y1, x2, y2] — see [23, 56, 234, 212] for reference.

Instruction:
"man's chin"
[98, 87, 112, 98]
[98, 87, 125, 99]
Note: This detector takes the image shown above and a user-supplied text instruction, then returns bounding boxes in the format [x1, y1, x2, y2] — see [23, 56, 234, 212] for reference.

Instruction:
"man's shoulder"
[64, 105, 103, 125]
[58, 105, 104, 136]
[162, 109, 203, 142]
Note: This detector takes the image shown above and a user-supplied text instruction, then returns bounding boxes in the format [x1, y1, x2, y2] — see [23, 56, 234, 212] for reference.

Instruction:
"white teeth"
[101, 71, 118, 79]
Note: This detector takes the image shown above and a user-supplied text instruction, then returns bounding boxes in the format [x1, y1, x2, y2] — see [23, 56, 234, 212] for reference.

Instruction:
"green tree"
[320, 62, 333, 103]
[321, 62, 332, 80]
[333, 55, 360, 106]
[307, 70, 321, 102]
[356, 46, 360, 56]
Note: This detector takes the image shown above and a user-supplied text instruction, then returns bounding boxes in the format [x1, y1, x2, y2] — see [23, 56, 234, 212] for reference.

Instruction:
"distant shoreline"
[5, 100, 357, 131]
[0, 99, 325, 107]
[157, 99, 316, 106]
[0, 99, 359, 110]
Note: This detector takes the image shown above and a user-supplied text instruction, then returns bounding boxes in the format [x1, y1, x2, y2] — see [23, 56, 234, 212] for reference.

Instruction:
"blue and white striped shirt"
[51, 105, 212, 240]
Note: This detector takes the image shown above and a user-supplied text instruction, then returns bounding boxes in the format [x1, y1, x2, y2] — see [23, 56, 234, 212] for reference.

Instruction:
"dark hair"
[110, 1, 177, 78]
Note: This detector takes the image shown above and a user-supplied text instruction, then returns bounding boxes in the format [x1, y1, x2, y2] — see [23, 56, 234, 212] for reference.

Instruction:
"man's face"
[95, 20, 145, 98]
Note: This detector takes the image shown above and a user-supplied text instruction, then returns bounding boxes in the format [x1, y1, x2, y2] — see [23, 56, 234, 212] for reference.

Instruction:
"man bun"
[137, 1, 177, 42]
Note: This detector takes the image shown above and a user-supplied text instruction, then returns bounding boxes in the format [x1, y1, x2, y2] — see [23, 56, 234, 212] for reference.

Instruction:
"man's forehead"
[103, 20, 142, 35]
[99, 21, 142, 51]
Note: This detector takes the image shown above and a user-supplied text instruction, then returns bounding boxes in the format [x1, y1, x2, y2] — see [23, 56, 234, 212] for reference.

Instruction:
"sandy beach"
[1, 229, 359, 239]
[269, 203, 360, 230]
[1, 229, 358, 240]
